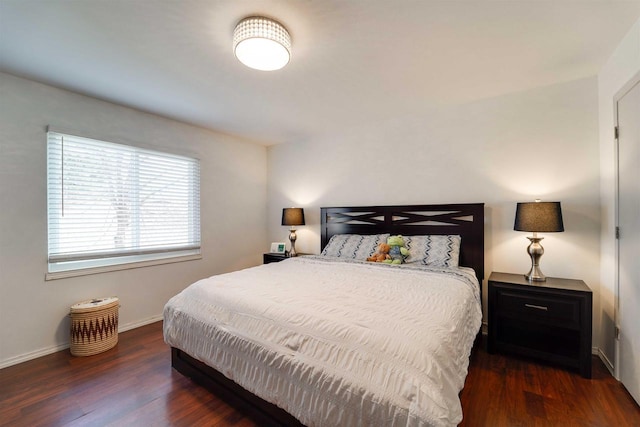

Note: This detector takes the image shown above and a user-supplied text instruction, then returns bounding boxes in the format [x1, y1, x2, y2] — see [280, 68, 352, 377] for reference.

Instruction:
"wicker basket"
[70, 297, 119, 356]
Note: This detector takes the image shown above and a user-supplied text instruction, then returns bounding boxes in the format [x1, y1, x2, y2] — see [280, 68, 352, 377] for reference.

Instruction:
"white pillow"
[404, 235, 462, 267]
[321, 234, 390, 259]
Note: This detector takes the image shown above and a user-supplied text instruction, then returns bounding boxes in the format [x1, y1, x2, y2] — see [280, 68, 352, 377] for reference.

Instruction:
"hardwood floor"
[1, 322, 638, 426]
[460, 341, 640, 426]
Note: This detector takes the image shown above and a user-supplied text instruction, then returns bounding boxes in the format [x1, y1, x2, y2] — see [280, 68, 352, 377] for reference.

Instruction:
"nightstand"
[263, 253, 289, 264]
[487, 272, 592, 378]
[263, 253, 309, 264]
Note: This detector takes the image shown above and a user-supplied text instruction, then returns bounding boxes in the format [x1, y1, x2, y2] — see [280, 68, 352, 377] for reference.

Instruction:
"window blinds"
[47, 130, 200, 271]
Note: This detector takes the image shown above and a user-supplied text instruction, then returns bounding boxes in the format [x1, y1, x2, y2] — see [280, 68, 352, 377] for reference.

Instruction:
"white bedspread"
[163, 256, 482, 427]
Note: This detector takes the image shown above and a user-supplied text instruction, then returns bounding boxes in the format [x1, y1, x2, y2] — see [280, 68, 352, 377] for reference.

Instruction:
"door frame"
[613, 70, 640, 380]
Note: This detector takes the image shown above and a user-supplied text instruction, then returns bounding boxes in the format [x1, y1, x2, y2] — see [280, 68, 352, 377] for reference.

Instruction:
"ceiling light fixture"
[233, 16, 291, 71]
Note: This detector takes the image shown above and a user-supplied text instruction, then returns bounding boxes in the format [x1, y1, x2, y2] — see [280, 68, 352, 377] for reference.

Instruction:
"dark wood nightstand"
[263, 253, 289, 264]
[263, 253, 309, 264]
[488, 272, 592, 378]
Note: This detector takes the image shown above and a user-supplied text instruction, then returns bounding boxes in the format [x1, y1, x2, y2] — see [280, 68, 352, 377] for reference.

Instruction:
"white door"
[617, 76, 640, 405]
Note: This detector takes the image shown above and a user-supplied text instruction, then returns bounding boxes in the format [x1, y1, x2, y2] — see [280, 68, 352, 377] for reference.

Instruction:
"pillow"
[404, 235, 462, 267]
[321, 234, 390, 259]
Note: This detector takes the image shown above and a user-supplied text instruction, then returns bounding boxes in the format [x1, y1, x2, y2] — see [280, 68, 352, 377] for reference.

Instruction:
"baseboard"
[0, 314, 164, 370]
[0, 343, 71, 370]
[119, 314, 163, 333]
[597, 347, 616, 376]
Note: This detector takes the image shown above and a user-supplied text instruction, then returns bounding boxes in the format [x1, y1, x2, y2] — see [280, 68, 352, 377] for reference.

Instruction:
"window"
[47, 129, 200, 277]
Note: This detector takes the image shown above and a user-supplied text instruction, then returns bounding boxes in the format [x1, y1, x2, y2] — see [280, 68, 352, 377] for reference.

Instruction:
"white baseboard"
[119, 314, 163, 333]
[0, 343, 71, 370]
[597, 347, 616, 376]
[0, 314, 163, 370]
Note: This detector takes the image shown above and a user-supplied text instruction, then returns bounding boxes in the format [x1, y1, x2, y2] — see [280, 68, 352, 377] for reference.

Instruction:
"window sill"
[45, 253, 202, 281]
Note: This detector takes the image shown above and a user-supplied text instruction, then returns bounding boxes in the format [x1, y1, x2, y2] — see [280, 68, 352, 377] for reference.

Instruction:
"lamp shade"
[233, 16, 291, 71]
[282, 208, 305, 226]
[514, 202, 564, 232]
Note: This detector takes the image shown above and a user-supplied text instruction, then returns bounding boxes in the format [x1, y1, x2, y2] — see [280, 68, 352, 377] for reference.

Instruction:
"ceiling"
[1, 1, 639, 146]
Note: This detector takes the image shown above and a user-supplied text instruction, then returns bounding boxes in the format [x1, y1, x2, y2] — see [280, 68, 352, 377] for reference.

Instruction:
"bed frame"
[171, 203, 485, 426]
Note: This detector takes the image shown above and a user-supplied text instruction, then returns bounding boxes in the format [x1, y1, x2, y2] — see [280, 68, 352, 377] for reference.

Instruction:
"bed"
[164, 203, 484, 426]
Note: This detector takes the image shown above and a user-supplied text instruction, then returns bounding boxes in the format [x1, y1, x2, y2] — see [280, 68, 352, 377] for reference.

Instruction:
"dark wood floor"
[1, 322, 638, 426]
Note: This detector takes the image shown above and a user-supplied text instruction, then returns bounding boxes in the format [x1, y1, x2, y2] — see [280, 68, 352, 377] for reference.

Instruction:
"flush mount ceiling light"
[233, 16, 291, 71]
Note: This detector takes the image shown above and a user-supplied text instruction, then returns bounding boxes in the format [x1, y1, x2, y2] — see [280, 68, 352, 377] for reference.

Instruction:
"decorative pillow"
[321, 234, 390, 259]
[404, 235, 462, 267]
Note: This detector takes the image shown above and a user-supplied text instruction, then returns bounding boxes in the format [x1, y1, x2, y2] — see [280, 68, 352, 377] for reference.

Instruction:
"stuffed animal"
[384, 235, 409, 264]
[367, 242, 391, 262]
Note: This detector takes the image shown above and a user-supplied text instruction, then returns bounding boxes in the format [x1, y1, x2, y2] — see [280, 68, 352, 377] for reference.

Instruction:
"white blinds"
[47, 130, 200, 270]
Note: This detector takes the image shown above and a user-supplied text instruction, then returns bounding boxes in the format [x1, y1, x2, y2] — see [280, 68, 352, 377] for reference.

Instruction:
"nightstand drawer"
[497, 290, 580, 329]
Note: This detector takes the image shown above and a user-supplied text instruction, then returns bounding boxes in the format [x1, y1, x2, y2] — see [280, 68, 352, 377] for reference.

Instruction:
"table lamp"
[514, 200, 564, 282]
[282, 208, 305, 257]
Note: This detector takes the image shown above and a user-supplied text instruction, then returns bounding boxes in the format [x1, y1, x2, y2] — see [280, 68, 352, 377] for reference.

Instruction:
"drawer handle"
[525, 303, 548, 311]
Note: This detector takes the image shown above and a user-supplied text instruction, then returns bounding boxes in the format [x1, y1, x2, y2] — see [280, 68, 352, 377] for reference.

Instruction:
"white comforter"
[163, 256, 482, 427]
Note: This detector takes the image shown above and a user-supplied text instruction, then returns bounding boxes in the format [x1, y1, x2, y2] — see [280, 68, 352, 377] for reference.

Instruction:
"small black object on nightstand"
[487, 271, 593, 378]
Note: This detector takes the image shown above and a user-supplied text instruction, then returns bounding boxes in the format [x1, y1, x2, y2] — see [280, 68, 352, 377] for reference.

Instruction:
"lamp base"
[288, 228, 297, 257]
[525, 236, 546, 282]
[525, 269, 546, 282]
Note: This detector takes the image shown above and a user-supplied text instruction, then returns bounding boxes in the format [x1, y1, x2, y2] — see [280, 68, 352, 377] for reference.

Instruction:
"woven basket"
[70, 297, 119, 357]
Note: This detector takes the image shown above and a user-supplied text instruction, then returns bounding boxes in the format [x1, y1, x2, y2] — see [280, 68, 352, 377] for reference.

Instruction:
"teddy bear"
[384, 235, 410, 264]
[367, 242, 391, 262]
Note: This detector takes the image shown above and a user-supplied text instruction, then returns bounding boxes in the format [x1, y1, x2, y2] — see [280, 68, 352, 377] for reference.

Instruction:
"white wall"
[597, 17, 640, 368]
[0, 73, 267, 367]
[268, 77, 601, 334]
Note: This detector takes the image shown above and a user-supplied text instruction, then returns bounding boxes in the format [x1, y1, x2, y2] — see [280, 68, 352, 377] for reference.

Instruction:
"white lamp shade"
[233, 17, 291, 71]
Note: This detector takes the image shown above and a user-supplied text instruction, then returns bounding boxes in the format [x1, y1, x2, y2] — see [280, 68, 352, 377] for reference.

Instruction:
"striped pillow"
[404, 235, 462, 267]
[321, 234, 390, 259]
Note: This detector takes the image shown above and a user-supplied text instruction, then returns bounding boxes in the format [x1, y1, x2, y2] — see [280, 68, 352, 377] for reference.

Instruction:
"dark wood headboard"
[321, 203, 485, 282]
